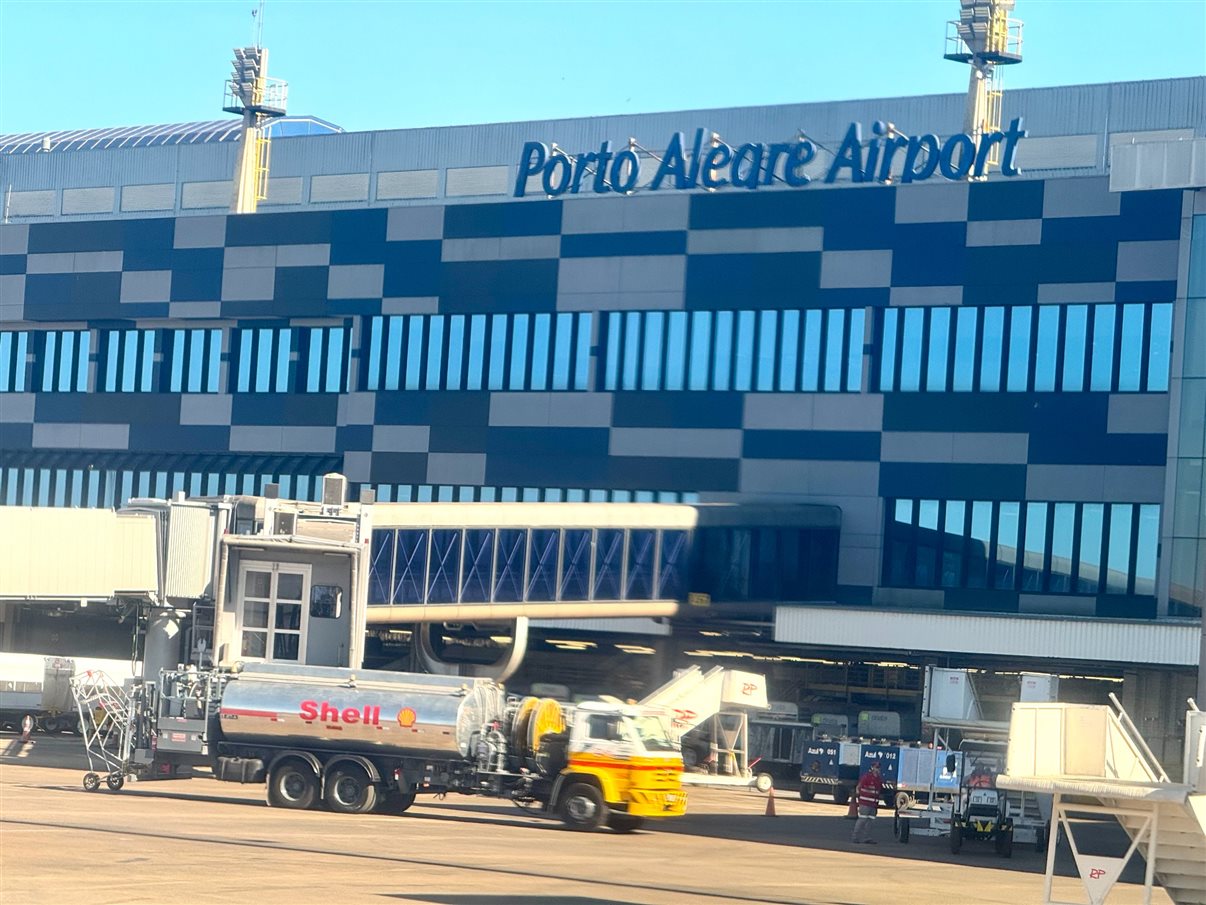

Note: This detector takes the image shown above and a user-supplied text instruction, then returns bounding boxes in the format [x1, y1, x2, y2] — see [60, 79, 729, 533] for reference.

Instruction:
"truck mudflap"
[625, 787, 688, 818]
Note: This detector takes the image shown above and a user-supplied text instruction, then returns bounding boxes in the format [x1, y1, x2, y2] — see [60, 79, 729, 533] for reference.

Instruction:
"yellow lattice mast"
[224, 4, 288, 214]
[944, 0, 1024, 178]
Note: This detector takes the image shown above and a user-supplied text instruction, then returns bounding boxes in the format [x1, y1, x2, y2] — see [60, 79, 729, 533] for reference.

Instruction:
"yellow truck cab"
[551, 701, 686, 832]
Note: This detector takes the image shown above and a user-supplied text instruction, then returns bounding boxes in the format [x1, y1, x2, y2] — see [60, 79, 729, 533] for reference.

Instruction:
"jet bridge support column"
[144, 610, 183, 678]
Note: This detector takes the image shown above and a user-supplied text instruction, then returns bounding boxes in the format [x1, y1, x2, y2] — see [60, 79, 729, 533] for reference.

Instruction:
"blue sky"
[0, 0, 1202, 135]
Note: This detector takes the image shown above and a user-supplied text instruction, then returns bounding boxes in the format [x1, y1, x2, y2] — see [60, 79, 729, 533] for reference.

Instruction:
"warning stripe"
[568, 758, 679, 772]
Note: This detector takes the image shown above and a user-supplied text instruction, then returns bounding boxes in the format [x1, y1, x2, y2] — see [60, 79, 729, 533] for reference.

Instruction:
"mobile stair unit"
[999, 697, 1206, 905]
[641, 665, 773, 791]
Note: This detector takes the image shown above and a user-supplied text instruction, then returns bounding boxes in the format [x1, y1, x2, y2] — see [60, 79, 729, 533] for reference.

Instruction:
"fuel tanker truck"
[84, 661, 686, 832]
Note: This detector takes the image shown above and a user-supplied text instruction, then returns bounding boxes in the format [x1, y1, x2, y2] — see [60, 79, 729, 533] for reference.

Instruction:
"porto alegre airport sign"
[513, 119, 1027, 198]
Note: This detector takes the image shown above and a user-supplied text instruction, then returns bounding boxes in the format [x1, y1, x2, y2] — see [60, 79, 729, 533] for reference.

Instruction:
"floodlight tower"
[944, 0, 1023, 178]
[223, 36, 288, 214]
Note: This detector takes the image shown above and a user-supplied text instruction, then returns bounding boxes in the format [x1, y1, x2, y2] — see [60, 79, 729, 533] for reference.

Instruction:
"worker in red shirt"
[851, 762, 884, 844]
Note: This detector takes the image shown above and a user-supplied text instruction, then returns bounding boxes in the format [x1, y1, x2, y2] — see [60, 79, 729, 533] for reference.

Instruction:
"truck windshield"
[628, 715, 678, 752]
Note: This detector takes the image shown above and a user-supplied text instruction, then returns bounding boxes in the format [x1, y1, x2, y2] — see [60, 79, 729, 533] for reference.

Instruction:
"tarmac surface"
[0, 733, 1174, 905]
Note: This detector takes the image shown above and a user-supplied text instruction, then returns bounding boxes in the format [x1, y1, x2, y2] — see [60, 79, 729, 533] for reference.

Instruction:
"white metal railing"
[1185, 699, 1205, 791]
[1109, 692, 1170, 783]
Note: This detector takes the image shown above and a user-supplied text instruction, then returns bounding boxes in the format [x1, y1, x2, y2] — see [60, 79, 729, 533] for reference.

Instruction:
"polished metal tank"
[217, 663, 505, 759]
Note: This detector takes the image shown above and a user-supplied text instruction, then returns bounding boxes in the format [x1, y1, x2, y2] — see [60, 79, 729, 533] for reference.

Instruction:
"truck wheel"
[106, 772, 125, 791]
[83, 772, 101, 792]
[995, 829, 1013, 858]
[1035, 825, 1048, 853]
[559, 782, 608, 831]
[384, 791, 416, 815]
[833, 787, 850, 806]
[799, 789, 816, 802]
[606, 813, 644, 833]
[949, 820, 963, 854]
[268, 759, 318, 810]
[895, 815, 910, 843]
[325, 764, 378, 815]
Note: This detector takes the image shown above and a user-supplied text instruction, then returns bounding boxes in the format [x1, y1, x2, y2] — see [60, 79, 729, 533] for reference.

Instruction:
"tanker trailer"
[141, 662, 685, 832]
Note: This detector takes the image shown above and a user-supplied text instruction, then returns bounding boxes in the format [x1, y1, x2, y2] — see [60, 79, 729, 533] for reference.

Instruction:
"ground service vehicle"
[78, 662, 685, 832]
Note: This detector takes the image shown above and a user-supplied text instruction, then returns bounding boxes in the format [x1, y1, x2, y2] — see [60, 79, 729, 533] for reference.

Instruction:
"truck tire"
[384, 791, 417, 815]
[833, 787, 850, 806]
[799, 788, 816, 802]
[324, 764, 378, 815]
[267, 759, 319, 810]
[949, 820, 963, 854]
[995, 828, 1013, 858]
[606, 813, 644, 833]
[895, 815, 910, 843]
[559, 782, 609, 831]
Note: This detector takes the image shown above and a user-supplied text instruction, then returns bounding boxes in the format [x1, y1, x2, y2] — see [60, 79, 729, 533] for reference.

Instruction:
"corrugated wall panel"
[0, 508, 158, 599]
[773, 605, 1200, 666]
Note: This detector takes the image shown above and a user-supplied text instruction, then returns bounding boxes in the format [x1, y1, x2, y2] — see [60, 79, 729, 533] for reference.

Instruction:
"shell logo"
[397, 707, 417, 728]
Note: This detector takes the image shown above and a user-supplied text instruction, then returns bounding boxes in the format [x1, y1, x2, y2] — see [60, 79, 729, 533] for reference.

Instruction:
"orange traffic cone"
[19, 714, 34, 744]
[764, 787, 776, 817]
[846, 790, 859, 819]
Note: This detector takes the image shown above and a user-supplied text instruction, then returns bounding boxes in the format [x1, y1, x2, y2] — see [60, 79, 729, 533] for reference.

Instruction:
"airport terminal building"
[1, 77, 1203, 760]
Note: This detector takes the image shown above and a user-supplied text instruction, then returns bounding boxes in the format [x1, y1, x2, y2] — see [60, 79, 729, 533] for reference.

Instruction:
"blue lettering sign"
[512, 119, 1027, 197]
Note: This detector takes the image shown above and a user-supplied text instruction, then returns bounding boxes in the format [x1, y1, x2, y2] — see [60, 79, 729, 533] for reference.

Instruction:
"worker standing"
[851, 762, 883, 845]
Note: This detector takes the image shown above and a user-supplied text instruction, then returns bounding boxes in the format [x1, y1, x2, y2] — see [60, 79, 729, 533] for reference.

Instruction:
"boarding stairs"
[999, 698, 1206, 905]
[641, 666, 771, 789]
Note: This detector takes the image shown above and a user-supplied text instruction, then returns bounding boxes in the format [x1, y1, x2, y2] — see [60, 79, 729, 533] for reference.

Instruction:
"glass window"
[188, 329, 207, 392]
[527, 529, 559, 601]
[427, 529, 461, 603]
[665, 312, 687, 391]
[1147, 304, 1172, 392]
[467, 314, 486, 391]
[58, 331, 76, 391]
[574, 313, 592, 390]
[560, 529, 592, 601]
[879, 308, 898, 392]
[756, 310, 777, 392]
[1049, 503, 1075, 593]
[324, 328, 345, 392]
[926, 307, 950, 392]
[205, 329, 220, 392]
[1061, 305, 1087, 392]
[643, 311, 664, 390]
[529, 313, 550, 391]
[823, 308, 845, 391]
[688, 311, 711, 390]
[509, 313, 530, 390]
[942, 500, 965, 588]
[1022, 502, 1048, 591]
[1106, 504, 1133, 594]
[1078, 503, 1104, 593]
[1007, 307, 1032, 392]
[801, 310, 822, 391]
[489, 314, 508, 390]
[1090, 305, 1116, 391]
[403, 317, 423, 390]
[1034, 306, 1060, 392]
[382, 316, 403, 391]
[846, 308, 865, 392]
[712, 311, 734, 391]
[733, 310, 755, 392]
[915, 499, 939, 587]
[626, 529, 656, 599]
[622, 311, 641, 391]
[392, 530, 428, 604]
[365, 317, 383, 391]
[425, 316, 445, 390]
[967, 501, 992, 589]
[895, 498, 914, 524]
[594, 529, 624, 599]
[493, 529, 527, 602]
[994, 502, 1020, 589]
[899, 308, 924, 392]
[658, 530, 688, 599]
[779, 309, 800, 392]
[980, 307, 1004, 392]
[952, 307, 977, 392]
[1134, 504, 1159, 596]
[446, 315, 465, 391]
[552, 312, 573, 391]
[1118, 304, 1144, 392]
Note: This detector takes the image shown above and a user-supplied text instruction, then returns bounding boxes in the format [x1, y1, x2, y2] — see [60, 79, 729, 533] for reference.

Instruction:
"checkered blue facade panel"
[0, 176, 1189, 619]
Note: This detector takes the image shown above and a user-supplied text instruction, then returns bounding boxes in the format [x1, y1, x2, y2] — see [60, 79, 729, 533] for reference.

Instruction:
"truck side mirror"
[946, 754, 957, 774]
